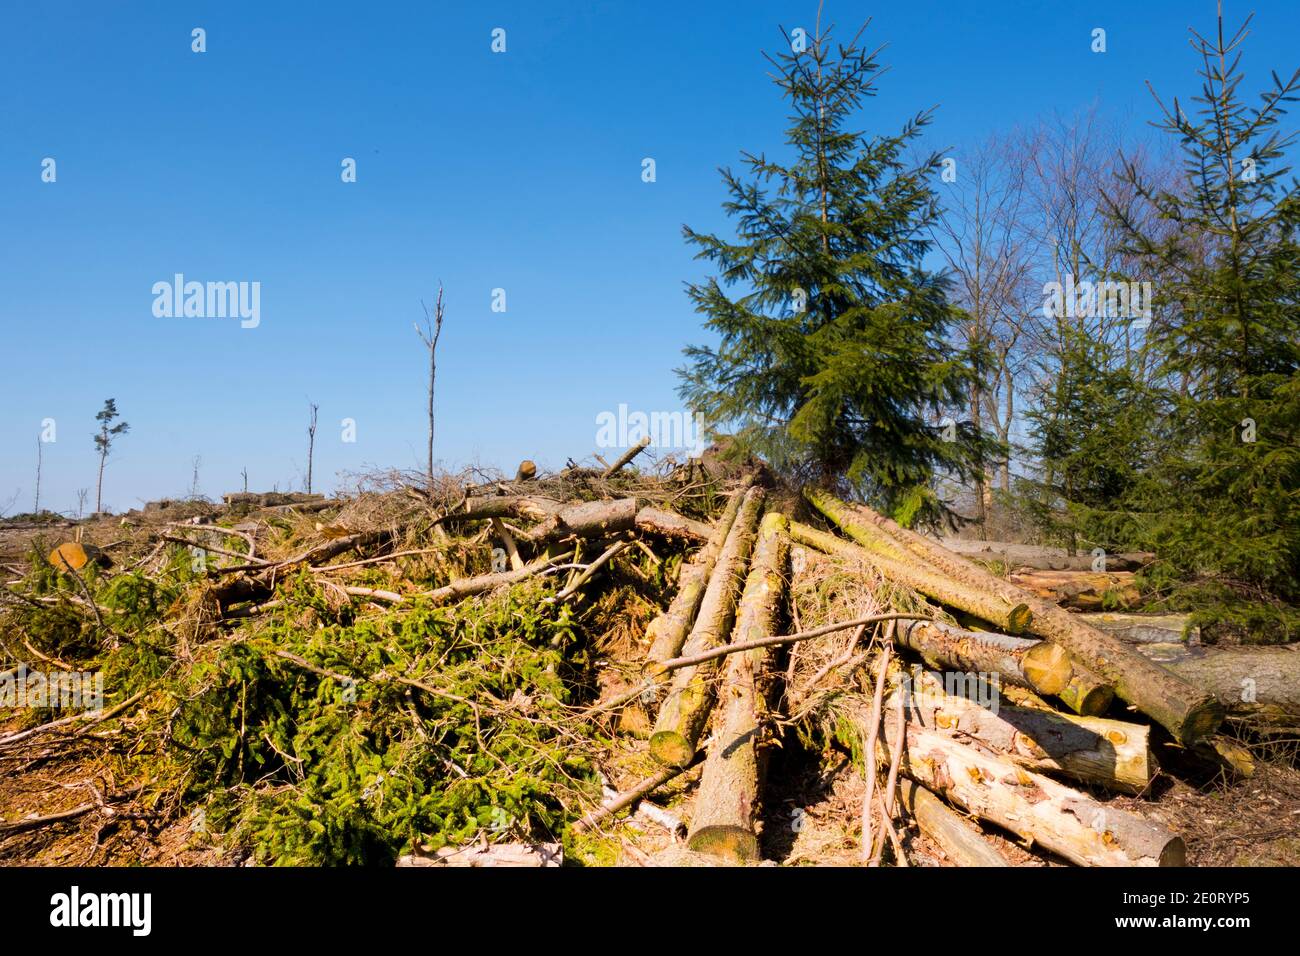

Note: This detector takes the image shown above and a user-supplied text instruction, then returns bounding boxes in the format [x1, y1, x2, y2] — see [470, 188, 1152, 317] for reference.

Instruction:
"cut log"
[895, 669, 1155, 793]
[649, 487, 765, 768]
[895, 619, 1073, 696]
[808, 491, 1223, 745]
[601, 436, 652, 478]
[687, 512, 788, 862]
[424, 551, 574, 604]
[1130, 642, 1300, 730]
[398, 842, 562, 867]
[571, 755, 703, 834]
[896, 780, 1007, 867]
[644, 482, 751, 666]
[522, 498, 640, 545]
[789, 520, 1032, 635]
[881, 721, 1184, 866]
[1007, 569, 1141, 611]
[1054, 664, 1115, 717]
[634, 507, 711, 544]
[936, 537, 1153, 571]
[1081, 612, 1198, 644]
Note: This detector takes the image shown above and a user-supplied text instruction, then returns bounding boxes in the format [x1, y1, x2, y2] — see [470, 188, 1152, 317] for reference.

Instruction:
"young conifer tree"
[677, 17, 994, 527]
[1103, 7, 1300, 636]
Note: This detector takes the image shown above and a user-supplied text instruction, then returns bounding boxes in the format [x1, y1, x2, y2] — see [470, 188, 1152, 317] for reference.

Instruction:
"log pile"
[4, 449, 1282, 869]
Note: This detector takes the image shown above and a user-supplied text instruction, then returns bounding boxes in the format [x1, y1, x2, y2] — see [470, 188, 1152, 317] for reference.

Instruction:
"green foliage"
[677, 22, 996, 526]
[167, 579, 602, 865]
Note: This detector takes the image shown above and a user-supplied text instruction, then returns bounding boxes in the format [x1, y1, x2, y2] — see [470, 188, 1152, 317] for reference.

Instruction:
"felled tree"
[93, 398, 129, 514]
[677, 18, 994, 527]
[1102, 8, 1300, 638]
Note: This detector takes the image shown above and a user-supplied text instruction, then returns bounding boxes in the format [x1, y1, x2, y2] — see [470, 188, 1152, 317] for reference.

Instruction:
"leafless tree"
[415, 285, 446, 499]
[305, 403, 319, 494]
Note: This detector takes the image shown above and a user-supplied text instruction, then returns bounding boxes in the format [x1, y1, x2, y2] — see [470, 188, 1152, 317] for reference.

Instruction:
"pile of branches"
[0, 443, 1295, 866]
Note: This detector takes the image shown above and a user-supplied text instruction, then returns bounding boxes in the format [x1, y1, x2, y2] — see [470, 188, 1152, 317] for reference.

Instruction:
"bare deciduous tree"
[415, 284, 445, 499]
[305, 402, 319, 494]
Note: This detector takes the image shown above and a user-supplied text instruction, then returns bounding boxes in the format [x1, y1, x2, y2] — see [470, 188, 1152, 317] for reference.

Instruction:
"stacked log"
[644, 481, 752, 666]
[649, 487, 765, 768]
[895, 668, 1156, 793]
[1007, 569, 1141, 611]
[806, 490, 1224, 745]
[686, 512, 789, 862]
[879, 718, 1184, 866]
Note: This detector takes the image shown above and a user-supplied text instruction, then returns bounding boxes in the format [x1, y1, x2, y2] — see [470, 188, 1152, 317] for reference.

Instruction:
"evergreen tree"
[677, 19, 994, 527]
[1102, 9, 1300, 639]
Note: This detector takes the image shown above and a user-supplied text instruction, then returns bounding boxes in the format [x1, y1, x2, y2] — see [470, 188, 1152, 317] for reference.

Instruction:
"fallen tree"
[1131, 642, 1300, 731]
[895, 669, 1156, 793]
[1007, 569, 1141, 611]
[880, 720, 1185, 866]
[807, 490, 1224, 745]
[644, 481, 752, 666]
[650, 487, 765, 768]
[790, 520, 1032, 634]
[686, 512, 789, 862]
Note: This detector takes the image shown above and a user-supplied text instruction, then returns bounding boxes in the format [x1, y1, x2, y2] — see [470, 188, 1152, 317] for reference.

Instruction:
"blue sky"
[3, 1, 1298, 513]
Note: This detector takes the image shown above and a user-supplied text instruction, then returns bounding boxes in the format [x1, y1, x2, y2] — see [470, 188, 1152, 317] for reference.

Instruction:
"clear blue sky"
[3, 1, 1298, 513]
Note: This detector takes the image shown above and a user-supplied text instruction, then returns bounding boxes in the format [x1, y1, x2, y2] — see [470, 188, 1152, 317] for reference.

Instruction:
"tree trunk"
[634, 507, 711, 544]
[812, 492, 1223, 745]
[896, 780, 1006, 867]
[687, 512, 788, 862]
[644, 482, 751, 666]
[1130, 643, 1300, 730]
[937, 538, 1153, 571]
[522, 498, 640, 545]
[895, 618, 1073, 696]
[1008, 569, 1141, 611]
[881, 721, 1184, 866]
[1080, 612, 1196, 644]
[649, 487, 764, 768]
[790, 519, 1032, 634]
[895, 669, 1155, 793]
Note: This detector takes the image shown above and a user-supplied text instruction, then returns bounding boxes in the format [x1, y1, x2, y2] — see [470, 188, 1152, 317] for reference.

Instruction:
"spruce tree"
[677, 20, 994, 527]
[1103, 9, 1300, 639]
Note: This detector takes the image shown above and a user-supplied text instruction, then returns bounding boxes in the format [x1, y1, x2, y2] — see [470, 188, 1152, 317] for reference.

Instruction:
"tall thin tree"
[305, 403, 319, 494]
[415, 285, 445, 500]
[93, 399, 129, 514]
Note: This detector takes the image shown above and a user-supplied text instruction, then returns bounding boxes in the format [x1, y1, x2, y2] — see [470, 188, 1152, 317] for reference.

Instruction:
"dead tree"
[415, 285, 446, 499]
[305, 402, 319, 494]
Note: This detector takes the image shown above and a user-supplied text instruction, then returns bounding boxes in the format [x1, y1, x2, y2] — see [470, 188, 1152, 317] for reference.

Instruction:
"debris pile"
[0, 447, 1296, 866]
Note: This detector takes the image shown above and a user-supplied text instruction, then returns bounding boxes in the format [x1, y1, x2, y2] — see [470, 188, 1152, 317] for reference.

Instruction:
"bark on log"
[522, 498, 640, 545]
[882, 721, 1184, 866]
[896, 780, 1007, 867]
[645, 483, 751, 666]
[789, 519, 1032, 635]
[649, 487, 765, 768]
[1081, 613, 1198, 644]
[398, 843, 562, 867]
[687, 512, 788, 862]
[1007, 569, 1141, 611]
[895, 619, 1073, 696]
[895, 669, 1155, 793]
[936, 538, 1153, 572]
[634, 507, 711, 544]
[808, 491, 1223, 745]
[424, 551, 574, 604]
[601, 436, 652, 477]
[1130, 642, 1300, 730]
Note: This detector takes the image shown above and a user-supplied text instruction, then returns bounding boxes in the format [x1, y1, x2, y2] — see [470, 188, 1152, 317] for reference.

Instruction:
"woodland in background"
[677, 7, 1300, 644]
